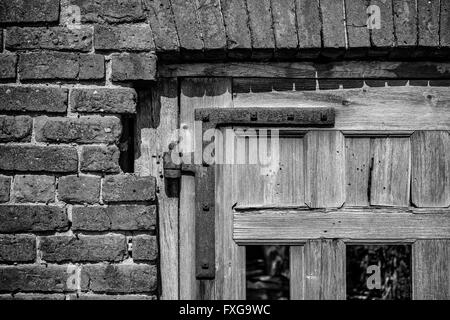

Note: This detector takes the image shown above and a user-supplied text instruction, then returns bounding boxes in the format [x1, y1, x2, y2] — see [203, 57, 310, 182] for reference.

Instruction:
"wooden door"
[179, 77, 450, 300]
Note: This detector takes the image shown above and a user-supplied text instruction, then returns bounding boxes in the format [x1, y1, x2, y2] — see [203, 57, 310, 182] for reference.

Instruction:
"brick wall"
[0, 0, 157, 300]
[0, 0, 449, 300]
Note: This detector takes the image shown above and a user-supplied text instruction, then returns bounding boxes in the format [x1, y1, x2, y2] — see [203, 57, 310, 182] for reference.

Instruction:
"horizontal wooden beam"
[233, 86, 450, 131]
[233, 208, 450, 244]
[158, 61, 450, 78]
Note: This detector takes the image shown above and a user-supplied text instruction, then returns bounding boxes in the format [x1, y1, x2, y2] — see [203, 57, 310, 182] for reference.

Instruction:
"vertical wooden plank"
[393, 0, 418, 46]
[413, 240, 450, 300]
[345, 0, 371, 48]
[418, 0, 440, 46]
[216, 129, 246, 300]
[305, 131, 346, 208]
[170, 0, 204, 52]
[441, 0, 450, 47]
[220, 0, 252, 54]
[235, 136, 305, 206]
[320, 0, 346, 48]
[304, 239, 346, 300]
[345, 137, 371, 206]
[295, 0, 322, 49]
[196, 0, 227, 51]
[411, 131, 450, 208]
[290, 246, 305, 300]
[180, 78, 233, 300]
[142, 0, 180, 52]
[246, 0, 275, 56]
[370, 137, 411, 207]
[369, 0, 395, 47]
[134, 79, 179, 299]
[271, 0, 298, 51]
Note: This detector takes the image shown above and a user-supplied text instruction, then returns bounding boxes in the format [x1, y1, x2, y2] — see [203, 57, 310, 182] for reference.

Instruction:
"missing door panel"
[346, 245, 412, 300]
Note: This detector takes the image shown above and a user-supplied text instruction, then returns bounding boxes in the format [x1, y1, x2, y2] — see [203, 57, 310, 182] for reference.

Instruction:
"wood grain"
[305, 131, 346, 208]
[370, 137, 411, 207]
[134, 79, 179, 299]
[158, 61, 450, 79]
[179, 78, 233, 299]
[233, 209, 450, 243]
[413, 240, 450, 300]
[290, 246, 305, 300]
[233, 87, 450, 131]
[304, 240, 346, 300]
[345, 137, 371, 206]
[411, 131, 450, 207]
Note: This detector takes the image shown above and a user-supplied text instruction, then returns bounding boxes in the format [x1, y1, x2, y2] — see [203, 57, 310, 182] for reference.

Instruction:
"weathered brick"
[0, 293, 65, 300]
[133, 235, 157, 261]
[68, 293, 156, 300]
[72, 205, 156, 231]
[94, 24, 154, 51]
[0, 265, 73, 292]
[0, 116, 32, 142]
[58, 175, 100, 204]
[70, 0, 145, 23]
[79, 54, 105, 80]
[111, 53, 157, 81]
[6, 27, 93, 52]
[14, 175, 55, 203]
[81, 145, 121, 173]
[81, 264, 157, 293]
[0, 0, 60, 23]
[71, 88, 137, 114]
[0, 235, 36, 263]
[0, 86, 68, 113]
[0, 205, 68, 233]
[19, 52, 104, 80]
[0, 176, 11, 203]
[0, 145, 78, 173]
[40, 235, 127, 263]
[102, 175, 156, 202]
[0, 54, 16, 79]
[35, 116, 122, 144]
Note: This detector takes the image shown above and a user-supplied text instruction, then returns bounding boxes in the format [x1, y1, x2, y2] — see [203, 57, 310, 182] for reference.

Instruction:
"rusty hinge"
[163, 107, 335, 280]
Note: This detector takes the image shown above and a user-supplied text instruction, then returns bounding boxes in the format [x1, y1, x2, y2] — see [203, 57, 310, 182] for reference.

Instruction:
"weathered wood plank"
[233, 210, 450, 244]
[196, 0, 227, 51]
[295, 0, 322, 49]
[233, 78, 316, 93]
[345, 0, 370, 48]
[411, 131, 450, 208]
[369, 0, 395, 47]
[305, 131, 346, 208]
[158, 61, 450, 78]
[320, 0, 346, 48]
[304, 240, 346, 300]
[170, 0, 203, 51]
[180, 78, 233, 299]
[441, 1, 450, 47]
[246, 0, 275, 55]
[220, 0, 252, 54]
[418, 0, 440, 46]
[370, 137, 411, 207]
[234, 136, 305, 206]
[134, 79, 179, 299]
[271, 0, 298, 51]
[413, 240, 450, 300]
[345, 137, 371, 206]
[233, 87, 450, 131]
[290, 246, 305, 300]
[393, 0, 418, 46]
[142, 0, 179, 52]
